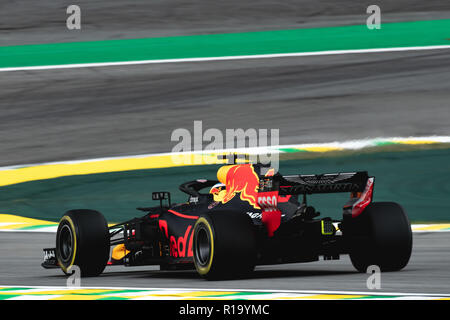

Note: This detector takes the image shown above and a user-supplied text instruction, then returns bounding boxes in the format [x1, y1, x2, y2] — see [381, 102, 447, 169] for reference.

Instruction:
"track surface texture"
[1, 1, 450, 166]
[1, 49, 450, 166]
[1, 1, 450, 45]
[0, 231, 448, 294]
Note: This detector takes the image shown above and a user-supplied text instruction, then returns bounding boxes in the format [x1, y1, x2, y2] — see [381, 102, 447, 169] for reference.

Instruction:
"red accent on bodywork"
[149, 214, 160, 219]
[168, 209, 198, 220]
[177, 226, 192, 258]
[159, 217, 195, 257]
[352, 177, 375, 218]
[277, 195, 292, 203]
[166, 225, 195, 258]
[159, 219, 168, 238]
[258, 191, 282, 237]
[170, 236, 178, 257]
[188, 231, 194, 257]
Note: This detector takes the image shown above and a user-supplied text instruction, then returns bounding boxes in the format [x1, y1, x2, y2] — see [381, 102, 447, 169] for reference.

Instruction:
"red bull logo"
[217, 164, 261, 209]
[215, 164, 281, 237]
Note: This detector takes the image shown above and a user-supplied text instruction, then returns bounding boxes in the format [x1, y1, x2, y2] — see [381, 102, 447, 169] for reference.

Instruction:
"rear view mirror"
[152, 191, 171, 207]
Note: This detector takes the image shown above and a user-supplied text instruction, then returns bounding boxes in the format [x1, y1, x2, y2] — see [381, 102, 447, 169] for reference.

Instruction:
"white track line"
[1, 45, 450, 72]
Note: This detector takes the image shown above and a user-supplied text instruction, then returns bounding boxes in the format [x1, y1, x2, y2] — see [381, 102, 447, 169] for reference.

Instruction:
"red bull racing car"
[42, 155, 412, 280]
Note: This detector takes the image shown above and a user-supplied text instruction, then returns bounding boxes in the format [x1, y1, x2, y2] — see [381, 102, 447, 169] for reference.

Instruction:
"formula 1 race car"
[42, 154, 412, 280]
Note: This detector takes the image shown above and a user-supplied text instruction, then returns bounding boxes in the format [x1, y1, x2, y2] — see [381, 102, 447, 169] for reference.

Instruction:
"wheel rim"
[195, 225, 211, 266]
[59, 224, 73, 262]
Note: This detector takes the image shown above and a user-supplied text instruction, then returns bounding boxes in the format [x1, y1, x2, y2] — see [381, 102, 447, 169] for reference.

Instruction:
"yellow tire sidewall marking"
[194, 217, 215, 275]
[58, 215, 77, 273]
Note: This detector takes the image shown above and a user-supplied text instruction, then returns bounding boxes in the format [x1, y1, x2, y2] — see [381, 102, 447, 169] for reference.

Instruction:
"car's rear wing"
[276, 171, 370, 195]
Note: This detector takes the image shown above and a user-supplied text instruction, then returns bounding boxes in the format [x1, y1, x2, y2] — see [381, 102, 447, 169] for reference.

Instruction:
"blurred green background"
[1, 148, 449, 223]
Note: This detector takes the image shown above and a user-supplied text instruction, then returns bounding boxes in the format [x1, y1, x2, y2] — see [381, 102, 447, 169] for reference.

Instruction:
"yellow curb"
[0, 154, 226, 187]
[412, 224, 450, 231]
[50, 294, 108, 300]
[0, 214, 55, 225]
[394, 140, 438, 145]
[0, 214, 119, 230]
[299, 147, 343, 152]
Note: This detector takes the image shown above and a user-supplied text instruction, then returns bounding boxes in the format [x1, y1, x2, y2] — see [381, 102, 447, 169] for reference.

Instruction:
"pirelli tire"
[55, 209, 110, 277]
[193, 211, 257, 280]
[346, 202, 412, 273]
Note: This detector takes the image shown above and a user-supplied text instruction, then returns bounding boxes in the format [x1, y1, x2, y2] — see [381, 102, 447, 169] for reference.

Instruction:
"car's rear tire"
[193, 211, 256, 280]
[346, 202, 412, 272]
[56, 209, 110, 277]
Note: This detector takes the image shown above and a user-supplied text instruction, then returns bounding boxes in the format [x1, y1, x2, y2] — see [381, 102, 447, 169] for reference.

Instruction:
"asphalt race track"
[1, 1, 450, 166]
[0, 231, 448, 294]
[2, 0, 450, 46]
[1, 1, 449, 296]
[1, 49, 450, 166]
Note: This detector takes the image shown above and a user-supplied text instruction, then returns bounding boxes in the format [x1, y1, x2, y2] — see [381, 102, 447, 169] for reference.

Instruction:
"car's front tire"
[56, 209, 110, 277]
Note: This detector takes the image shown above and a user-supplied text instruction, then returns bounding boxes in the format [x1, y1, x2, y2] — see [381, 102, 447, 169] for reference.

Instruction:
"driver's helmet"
[209, 182, 226, 201]
[210, 183, 225, 195]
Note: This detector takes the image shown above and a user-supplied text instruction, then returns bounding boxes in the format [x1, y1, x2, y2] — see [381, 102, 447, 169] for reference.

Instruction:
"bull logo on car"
[216, 164, 261, 209]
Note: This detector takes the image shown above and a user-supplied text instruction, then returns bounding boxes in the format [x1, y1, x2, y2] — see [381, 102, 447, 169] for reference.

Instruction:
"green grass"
[0, 19, 449, 68]
[1, 148, 449, 223]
